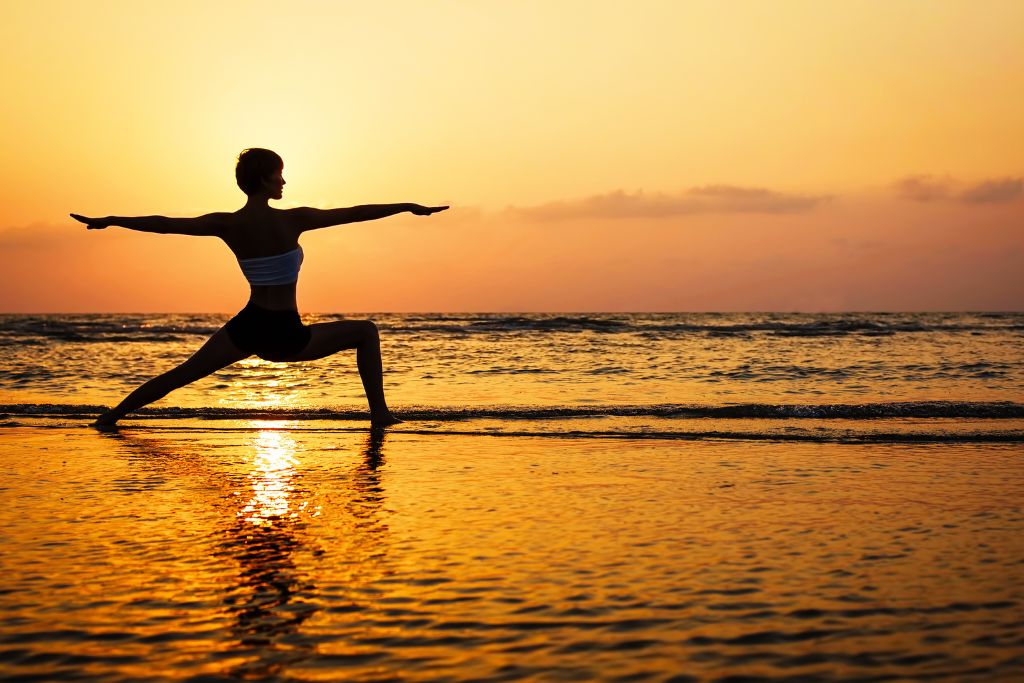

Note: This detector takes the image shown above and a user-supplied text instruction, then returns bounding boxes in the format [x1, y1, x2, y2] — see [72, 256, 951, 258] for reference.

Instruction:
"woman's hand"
[408, 204, 449, 216]
[70, 213, 112, 230]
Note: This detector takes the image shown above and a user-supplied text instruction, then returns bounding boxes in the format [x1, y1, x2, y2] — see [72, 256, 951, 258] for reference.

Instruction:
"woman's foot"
[370, 412, 403, 428]
[91, 411, 121, 428]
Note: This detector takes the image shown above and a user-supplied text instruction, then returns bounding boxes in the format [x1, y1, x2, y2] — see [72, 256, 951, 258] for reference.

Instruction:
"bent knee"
[358, 320, 379, 339]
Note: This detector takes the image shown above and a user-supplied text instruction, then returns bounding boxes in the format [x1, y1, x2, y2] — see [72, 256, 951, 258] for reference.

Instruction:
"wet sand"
[1, 423, 1022, 681]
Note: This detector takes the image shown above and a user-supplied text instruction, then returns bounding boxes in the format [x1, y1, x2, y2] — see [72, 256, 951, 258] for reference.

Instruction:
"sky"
[1, 0, 1022, 312]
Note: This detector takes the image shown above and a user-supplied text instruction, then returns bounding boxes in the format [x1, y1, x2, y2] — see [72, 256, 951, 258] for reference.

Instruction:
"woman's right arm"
[71, 213, 230, 236]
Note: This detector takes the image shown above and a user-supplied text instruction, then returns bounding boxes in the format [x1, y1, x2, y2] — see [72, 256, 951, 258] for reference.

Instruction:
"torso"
[220, 207, 301, 311]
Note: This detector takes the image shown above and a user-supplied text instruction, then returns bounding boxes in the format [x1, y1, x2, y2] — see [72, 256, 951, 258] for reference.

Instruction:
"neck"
[243, 194, 272, 210]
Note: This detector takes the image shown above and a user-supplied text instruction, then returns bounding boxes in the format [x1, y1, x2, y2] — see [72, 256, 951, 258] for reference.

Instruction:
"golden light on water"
[238, 424, 319, 527]
[229, 359, 305, 409]
[3, 417, 1022, 679]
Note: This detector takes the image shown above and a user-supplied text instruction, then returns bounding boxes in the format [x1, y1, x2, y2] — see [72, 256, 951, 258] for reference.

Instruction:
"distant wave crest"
[4, 401, 1023, 420]
[3, 313, 1023, 341]
[389, 316, 1024, 337]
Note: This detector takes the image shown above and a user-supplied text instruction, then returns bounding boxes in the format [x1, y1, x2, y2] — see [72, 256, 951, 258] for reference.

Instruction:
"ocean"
[2, 312, 1023, 440]
[1, 312, 1022, 681]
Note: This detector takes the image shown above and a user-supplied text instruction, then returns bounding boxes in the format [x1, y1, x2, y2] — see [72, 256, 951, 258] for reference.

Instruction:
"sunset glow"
[1, 0, 1022, 311]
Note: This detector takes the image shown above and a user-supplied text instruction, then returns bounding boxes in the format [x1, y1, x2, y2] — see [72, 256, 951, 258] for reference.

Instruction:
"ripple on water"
[1, 431, 1023, 682]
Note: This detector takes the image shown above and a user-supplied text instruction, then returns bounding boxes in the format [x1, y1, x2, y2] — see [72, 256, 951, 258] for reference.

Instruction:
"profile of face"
[262, 167, 286, 200]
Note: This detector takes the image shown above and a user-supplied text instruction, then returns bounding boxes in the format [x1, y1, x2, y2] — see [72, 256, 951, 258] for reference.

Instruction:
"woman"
[71, 148, 447, 427]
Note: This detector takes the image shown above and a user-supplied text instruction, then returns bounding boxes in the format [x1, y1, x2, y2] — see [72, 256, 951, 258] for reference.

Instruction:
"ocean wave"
[3, 401, 1022, 420]
[0, 316, 222, 341]
[639, 320, 1024, 338]
[382, 318, 1024, 337]
[465, 316, 629, 332]
[4, 313, 1022, 342]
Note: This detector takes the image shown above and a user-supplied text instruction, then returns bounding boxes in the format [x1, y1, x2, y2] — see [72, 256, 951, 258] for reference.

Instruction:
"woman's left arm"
[287, 203, 448, 233]
[71, 213, 230, 236]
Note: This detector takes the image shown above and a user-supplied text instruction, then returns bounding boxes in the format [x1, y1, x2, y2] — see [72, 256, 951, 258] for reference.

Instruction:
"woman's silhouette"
[71, 148, 447, 427]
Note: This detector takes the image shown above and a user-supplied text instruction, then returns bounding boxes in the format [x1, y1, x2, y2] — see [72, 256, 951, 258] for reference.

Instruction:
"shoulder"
[282, 207, 320, 221]
[282, 206, 325, 234]
[164, 211, 235, 237]
[196, 211, 235, 231]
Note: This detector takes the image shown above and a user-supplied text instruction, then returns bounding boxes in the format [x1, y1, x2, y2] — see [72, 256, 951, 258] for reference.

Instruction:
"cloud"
[960, 178, 1023, 204]
[892, 175, 954, 202]
[509, 185, 832, 221]
[893, 175, 1023, 204]
[0, 222, 69, 249]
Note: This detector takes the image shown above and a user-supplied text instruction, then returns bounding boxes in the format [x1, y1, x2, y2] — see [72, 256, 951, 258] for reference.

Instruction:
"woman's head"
[235, 148, 284, 196]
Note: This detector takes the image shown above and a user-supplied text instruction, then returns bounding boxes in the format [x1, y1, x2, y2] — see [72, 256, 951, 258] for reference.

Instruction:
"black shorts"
[225, 302, 312, 361]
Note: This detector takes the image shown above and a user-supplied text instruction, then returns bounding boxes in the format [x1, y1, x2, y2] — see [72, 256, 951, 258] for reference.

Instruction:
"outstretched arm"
[71, 212, 230, 237]
[288, 203, 448, 233]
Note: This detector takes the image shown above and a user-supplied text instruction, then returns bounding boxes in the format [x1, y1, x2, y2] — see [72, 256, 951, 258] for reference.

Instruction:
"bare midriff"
[247, 282, 299, 311]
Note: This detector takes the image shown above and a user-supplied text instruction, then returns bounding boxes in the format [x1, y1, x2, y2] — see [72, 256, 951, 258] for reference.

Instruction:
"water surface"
[2, 426, 1022, 681]
[2, 313, 1022, 680]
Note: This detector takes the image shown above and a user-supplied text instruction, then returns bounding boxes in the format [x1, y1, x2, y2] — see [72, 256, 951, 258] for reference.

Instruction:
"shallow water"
[3, 312, 1024, 443]
[2, 313, 1023, 679]
[2, 425, 1022, 681]
[2, 312, 1023, 410]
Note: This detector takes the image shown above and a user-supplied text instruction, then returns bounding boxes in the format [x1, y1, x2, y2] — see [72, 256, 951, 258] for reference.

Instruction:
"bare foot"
[370, 413, 403, 428]
[91, 411, 121, 429]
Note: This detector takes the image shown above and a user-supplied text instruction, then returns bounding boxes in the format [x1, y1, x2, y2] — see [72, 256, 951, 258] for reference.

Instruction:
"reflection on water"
[81, 425, 392, 681]
[2, 428, 1022, 682]
[228, 358, 308, 409]
[226, 427, 390, 679]
[240, 424, 305, 526]
[224, 424, 311, 677]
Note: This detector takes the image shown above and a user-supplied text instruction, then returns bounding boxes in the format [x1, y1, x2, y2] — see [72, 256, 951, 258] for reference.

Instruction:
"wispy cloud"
[960, 178, 1023, 204]
[893, 175, 1023, 204]
[509, 185, 831, 221]
[892, 175, 955, 202]
[0, 222, 68, 249]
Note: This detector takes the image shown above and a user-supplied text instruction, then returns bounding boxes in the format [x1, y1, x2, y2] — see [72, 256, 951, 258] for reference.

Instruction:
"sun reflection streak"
[226, 359, 307, 409]
[238, 423, 314, 527]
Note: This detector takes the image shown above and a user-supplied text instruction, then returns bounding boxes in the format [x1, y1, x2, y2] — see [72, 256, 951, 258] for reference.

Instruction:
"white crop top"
[237, 246, 303, 286]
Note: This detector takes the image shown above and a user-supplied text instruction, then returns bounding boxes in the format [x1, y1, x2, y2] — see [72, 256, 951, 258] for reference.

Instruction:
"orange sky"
[1, 0, 1022, 312]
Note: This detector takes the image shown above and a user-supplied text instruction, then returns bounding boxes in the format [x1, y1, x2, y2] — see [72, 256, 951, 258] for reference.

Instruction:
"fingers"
[409, 205, 450, 216]
[70, 213, 105, 229]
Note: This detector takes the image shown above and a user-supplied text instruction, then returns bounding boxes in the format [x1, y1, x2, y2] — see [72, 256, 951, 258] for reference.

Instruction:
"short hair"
[235, 148, 283, 195]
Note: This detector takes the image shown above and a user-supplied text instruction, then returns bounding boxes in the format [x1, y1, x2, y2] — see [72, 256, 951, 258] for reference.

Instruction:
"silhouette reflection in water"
[100, 427, 391, 678]
[222, 427, 315, 677]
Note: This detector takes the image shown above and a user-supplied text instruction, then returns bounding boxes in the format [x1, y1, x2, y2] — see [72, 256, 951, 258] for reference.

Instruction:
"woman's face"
[262, 167, 285, 199]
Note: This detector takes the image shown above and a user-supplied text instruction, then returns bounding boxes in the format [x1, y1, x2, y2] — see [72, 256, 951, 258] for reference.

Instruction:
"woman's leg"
[95, 327, 251, 426]
[283, 320, 398, 425]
